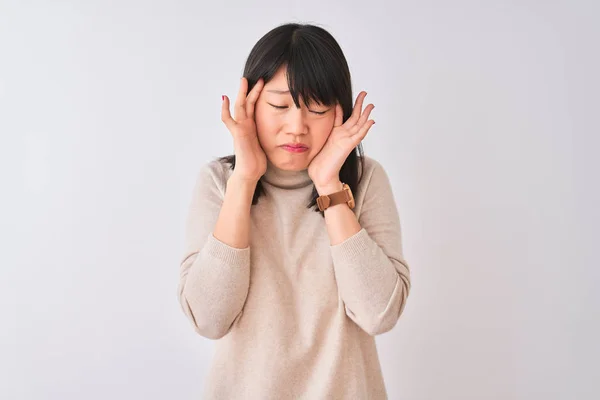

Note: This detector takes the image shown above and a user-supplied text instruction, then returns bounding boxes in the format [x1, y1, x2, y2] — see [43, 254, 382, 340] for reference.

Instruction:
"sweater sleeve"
[330, 160, 411, 336]
[177, 160, 251, 340]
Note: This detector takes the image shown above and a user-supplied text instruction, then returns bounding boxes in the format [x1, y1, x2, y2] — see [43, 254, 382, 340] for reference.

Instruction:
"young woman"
[177, 22, 411, 399]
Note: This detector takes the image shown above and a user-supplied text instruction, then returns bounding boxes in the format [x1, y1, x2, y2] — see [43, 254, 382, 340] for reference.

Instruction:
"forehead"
[262, 65, 328, 106]
[265, 66, 289, 90]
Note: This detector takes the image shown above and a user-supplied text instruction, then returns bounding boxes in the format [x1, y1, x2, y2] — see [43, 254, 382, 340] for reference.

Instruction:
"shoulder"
[354, 156, 399, 217]
[358, 155, 389, 189]
[360, 154, 384, 174]
[353, 155, 396, 208]
[194, 157, 233, 196]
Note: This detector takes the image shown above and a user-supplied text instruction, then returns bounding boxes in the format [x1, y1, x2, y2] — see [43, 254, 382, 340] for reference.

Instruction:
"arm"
[317, 160, 411, 336]
[177, 160, 256, 339]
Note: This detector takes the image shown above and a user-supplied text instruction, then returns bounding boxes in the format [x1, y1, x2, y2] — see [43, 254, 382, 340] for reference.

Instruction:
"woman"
[177, 22, 411, 399]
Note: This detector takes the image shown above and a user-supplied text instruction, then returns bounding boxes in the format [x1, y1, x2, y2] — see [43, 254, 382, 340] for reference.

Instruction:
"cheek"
[311, 116, 335, 145]
[254, 106, 277, 145]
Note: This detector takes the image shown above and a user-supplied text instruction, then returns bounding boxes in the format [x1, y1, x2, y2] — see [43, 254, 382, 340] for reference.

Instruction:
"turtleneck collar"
[260, 158, 313, 189]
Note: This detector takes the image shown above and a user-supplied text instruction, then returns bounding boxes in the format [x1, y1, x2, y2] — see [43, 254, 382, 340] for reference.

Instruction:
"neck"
[261, 158, 313, 189]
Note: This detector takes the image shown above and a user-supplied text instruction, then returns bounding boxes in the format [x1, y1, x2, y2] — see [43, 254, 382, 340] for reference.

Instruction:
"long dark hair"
[218, 22, 365, 216]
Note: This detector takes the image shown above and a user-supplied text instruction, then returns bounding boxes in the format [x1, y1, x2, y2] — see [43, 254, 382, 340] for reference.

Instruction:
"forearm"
[329, 228, 409, 335]
[180, 173, 256, 339]
[213, 174, 257, 249]
[316, 180, 362, 245]
[317, 180, 410, 335]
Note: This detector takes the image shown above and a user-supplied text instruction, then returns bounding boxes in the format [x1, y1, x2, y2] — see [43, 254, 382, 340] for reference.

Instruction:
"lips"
[281, 144, 309, 153]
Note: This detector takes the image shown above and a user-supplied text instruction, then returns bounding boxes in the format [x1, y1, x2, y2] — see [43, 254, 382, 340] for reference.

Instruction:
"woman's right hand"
[221, 77, 267, 183]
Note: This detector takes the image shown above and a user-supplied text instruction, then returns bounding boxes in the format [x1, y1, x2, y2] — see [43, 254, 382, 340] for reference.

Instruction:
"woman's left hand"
[308, 91, 375, 192]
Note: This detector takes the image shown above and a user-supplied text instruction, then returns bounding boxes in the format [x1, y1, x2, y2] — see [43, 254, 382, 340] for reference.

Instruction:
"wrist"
[229, 173, 259, 186]
[227, 174, 258, 197]
[315, 180, 344, 196]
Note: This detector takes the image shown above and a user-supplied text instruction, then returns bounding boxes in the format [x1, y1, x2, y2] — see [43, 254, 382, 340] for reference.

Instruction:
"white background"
[1, 1, 598, 399]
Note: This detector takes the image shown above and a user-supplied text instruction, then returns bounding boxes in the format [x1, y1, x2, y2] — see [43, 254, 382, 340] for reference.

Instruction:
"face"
[254, 66, 336, 171]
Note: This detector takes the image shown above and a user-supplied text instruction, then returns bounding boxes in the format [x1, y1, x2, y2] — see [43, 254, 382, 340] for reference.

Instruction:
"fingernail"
[222, 95, 225, 101]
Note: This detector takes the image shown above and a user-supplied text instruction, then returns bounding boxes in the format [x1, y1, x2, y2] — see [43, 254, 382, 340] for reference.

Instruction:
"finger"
[234, 77, 248, 121]
[334, 103, 343, 127]
[246, 78, 265, 119]
[352, 119, 375, 140]
[346, 91, 367, 126]
[357, 103, 375, 127]
[221, 95, 235, 132]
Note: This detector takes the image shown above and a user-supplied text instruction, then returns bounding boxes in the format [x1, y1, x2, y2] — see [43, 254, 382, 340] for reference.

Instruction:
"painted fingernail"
[222, 95, 225, 101]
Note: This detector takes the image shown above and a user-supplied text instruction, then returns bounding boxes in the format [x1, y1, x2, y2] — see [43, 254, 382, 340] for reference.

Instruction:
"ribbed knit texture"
[177, 155, 411, 399]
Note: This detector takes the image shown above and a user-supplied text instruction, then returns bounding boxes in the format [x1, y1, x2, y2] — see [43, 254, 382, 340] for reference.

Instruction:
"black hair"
[217, 22, 365, 216]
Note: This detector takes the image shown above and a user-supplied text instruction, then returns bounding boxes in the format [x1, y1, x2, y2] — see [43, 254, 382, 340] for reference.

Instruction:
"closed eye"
[269, 103, 328, 115]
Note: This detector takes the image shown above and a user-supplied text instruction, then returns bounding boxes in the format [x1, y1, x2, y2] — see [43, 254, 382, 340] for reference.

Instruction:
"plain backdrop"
[1, 1, 598, 399]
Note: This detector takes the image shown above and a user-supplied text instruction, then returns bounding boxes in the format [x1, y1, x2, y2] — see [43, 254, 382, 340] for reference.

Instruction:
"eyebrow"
[265, 89, 290, 94]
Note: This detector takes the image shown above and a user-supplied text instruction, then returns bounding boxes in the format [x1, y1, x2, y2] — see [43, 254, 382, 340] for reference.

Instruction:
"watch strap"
[317, 183, 355, 211]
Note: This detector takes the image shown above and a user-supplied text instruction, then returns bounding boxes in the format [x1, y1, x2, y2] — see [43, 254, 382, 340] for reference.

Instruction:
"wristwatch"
[317, 182, 355, 211]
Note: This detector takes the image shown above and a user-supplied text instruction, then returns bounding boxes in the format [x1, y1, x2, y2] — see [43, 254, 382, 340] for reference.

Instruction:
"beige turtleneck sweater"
[177, 155, 411, 399]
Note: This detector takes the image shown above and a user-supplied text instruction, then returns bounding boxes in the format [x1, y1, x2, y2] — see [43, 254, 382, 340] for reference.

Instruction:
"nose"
[286, 106, 308, 135]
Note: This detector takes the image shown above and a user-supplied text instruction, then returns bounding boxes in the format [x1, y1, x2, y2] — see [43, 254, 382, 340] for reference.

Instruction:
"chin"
[271, 154, 311, 171]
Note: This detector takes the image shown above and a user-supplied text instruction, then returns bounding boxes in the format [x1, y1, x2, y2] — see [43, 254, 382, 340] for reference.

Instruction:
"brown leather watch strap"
[317, 183, 355, 211]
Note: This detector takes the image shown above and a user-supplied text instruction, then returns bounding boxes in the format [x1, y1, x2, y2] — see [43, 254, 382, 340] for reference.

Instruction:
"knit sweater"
[177, 155, 411, 399]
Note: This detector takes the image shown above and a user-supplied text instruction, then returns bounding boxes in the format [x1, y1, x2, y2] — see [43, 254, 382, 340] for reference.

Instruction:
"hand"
[308, 91, 375, 192]
[221, 77, 267, 183]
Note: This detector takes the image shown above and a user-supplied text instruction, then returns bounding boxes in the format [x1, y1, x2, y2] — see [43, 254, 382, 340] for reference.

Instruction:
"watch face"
[343, 184, 355, 209]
